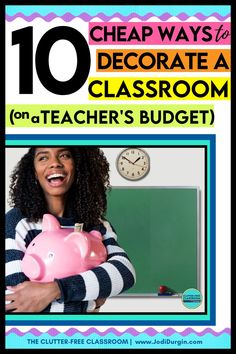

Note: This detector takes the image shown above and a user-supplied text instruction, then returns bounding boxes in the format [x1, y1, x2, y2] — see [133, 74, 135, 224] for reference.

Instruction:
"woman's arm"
[5, 209, 60, 312]
[5, 209, 30, 287]
[54, 219, 136, 303]
[6, 212, 136, 311]
[5, 281, 61, 312]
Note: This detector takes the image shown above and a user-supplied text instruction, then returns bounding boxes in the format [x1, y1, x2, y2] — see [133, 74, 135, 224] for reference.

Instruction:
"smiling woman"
[34, 148, 75, 216]
[5, 147, 136, 313]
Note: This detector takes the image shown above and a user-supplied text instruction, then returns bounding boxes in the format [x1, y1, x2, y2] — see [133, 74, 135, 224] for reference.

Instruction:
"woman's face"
[34, 147, 75, 198]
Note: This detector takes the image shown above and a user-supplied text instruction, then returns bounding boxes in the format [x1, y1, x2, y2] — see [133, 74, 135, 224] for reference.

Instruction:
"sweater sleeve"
[55, 219, 136, 303]
[5, 209, 30, 287]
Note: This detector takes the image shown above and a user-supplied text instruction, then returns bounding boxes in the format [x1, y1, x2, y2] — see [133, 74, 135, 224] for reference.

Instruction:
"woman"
[5, 147, 136, 313]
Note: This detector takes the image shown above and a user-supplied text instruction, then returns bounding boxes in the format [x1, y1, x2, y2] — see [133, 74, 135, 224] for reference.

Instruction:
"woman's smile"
[34, 148, 75, 198]
[46, 172, 67, 187]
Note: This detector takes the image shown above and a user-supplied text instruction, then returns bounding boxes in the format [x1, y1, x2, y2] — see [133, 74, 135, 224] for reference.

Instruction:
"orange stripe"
[96, 49, 230, 72]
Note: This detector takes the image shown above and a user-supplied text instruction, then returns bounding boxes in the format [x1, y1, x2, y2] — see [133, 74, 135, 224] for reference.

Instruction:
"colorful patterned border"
[6, 327, 231, 337]
[5, 5, 231, 16]
[5, 327, 231, 349]
[5, 12, 231, 22]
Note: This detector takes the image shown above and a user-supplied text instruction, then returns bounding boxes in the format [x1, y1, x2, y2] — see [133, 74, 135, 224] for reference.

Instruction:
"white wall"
[5, 147, 205, 313]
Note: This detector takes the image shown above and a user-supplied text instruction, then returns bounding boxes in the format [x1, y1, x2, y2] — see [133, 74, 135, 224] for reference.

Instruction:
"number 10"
[12, 26, 91, 95]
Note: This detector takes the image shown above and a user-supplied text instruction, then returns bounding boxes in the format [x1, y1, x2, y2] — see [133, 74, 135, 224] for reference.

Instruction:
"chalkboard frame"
[106, 186, 201, 297]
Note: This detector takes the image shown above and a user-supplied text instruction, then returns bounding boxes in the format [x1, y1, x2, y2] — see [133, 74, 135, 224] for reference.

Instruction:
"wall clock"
[116, 148, 150, 181]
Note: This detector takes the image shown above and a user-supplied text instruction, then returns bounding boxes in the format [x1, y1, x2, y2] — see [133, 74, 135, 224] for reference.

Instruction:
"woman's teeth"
[47, 173, 65, 181]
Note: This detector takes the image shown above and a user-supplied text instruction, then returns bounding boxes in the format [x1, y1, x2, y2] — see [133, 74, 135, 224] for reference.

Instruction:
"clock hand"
[133, 157, 141, 164]
[122, 156, 133, 164]
[133, 163, 146, 168]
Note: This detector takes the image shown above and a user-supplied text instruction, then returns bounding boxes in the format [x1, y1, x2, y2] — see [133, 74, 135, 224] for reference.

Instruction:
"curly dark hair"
[9, 147, 111, 226]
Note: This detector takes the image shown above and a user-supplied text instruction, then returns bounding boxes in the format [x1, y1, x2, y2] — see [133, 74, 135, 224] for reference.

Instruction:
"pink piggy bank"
[21, 214, 107, 282]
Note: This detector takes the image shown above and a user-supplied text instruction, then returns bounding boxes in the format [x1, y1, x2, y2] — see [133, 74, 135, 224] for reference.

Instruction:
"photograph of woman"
[5, 147, 136, 313]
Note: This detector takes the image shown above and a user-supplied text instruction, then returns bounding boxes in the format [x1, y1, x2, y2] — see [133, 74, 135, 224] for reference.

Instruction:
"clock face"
[116, 148, 150, 181]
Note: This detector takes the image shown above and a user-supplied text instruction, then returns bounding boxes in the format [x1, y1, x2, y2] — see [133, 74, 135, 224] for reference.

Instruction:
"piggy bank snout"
[22, 254, 45, 281]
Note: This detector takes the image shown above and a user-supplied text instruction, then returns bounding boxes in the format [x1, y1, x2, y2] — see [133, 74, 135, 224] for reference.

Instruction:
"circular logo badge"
[182, 288, 202, 309]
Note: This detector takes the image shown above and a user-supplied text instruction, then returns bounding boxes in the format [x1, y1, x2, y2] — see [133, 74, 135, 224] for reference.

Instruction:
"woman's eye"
[60, 153, 72, 159]
[38, 156, 47, 161]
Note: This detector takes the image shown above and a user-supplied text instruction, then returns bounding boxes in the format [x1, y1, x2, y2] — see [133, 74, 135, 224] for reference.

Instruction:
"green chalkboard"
[106, 187, 199, 295]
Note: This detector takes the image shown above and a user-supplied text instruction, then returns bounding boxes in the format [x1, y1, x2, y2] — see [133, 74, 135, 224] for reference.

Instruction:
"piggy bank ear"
[42, 214, 61, 232]
[65, 232, 89, 258]
[90, 230, 102, 240]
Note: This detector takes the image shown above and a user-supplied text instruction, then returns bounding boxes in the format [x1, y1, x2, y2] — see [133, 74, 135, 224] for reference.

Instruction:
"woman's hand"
[5, 281, 61, 313]
[92, 298, 107, 312]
